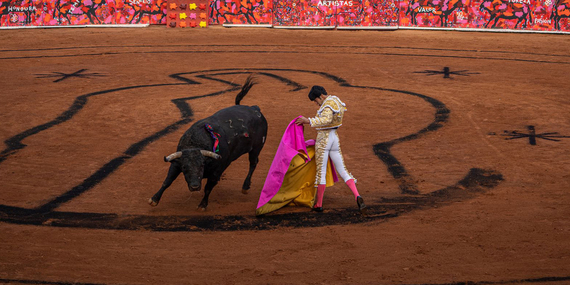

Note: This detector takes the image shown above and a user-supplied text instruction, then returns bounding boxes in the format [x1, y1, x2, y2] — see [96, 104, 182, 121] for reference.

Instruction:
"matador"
[295, 85, 366, 213]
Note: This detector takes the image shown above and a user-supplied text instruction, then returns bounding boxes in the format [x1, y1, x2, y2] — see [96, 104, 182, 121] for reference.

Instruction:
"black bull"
[149, 77, 268, 210]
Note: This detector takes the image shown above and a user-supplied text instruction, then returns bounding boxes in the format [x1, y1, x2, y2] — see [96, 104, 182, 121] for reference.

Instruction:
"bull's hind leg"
[242, 149, 261, 194]
[198, 178, 219, 211]
[149, 163, 181, 206]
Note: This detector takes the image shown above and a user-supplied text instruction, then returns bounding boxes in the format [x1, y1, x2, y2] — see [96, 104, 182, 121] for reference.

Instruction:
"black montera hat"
[308, 85, 327, 101]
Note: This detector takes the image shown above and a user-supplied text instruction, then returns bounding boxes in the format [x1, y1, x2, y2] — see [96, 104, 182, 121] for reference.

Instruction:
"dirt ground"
[0, 26, 569, 285]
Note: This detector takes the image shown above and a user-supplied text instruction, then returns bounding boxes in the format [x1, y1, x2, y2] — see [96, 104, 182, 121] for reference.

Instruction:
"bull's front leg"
[197, 177, 219, 211]
[149, 163, 181, 206]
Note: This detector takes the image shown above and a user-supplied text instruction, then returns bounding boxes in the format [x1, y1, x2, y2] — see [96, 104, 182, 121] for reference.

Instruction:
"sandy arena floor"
[0, 26, 569, 284]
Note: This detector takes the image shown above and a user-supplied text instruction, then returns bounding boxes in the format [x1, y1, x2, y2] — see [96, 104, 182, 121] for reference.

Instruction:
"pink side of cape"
[256, 117, 309, 209]
[257, 117, 339, 209]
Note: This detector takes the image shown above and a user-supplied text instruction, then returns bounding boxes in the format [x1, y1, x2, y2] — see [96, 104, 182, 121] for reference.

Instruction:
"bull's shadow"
[0, 68, 503, 231]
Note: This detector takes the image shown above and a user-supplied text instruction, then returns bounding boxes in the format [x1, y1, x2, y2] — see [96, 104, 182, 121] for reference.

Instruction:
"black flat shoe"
[356, 196, 367, 214]
[312, 206, 323, 212]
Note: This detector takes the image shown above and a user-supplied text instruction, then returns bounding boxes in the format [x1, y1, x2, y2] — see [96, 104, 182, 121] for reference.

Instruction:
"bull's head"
[164, 148, 221, 191]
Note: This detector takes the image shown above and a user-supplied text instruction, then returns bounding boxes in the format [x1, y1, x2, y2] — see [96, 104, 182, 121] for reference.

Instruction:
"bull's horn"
[200, 150, 221, 160]
[164, 151, 182, 162]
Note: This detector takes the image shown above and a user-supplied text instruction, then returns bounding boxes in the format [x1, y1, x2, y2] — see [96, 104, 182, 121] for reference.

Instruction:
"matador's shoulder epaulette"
[317, 96, 345, 115]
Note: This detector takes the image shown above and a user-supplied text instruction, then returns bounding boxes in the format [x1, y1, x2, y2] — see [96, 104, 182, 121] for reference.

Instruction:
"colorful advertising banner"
[209, 0, 272, 25]
[399, 0, 570, 31]
[337, 0, 399, 28]
[273, 0, 336, 27]
[1, 0, 568, 32]
[0, 0, 166, 27]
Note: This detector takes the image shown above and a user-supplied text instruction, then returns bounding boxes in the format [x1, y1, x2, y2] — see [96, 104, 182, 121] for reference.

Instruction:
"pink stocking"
[346, 179, 360, 200]
[315, 184, 326, 207]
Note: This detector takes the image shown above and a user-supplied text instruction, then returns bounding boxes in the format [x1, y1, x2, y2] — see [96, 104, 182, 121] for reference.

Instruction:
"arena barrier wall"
[1, 0, 568, 32]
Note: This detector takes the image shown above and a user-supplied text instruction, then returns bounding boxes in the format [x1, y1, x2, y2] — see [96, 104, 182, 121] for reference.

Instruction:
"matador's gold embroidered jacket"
[308, 95, 346, 130]
[308, 95, 354, 185]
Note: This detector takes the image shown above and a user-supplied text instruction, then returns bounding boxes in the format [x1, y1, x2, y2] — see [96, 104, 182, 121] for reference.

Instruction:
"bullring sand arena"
[1, 26, 570, 284]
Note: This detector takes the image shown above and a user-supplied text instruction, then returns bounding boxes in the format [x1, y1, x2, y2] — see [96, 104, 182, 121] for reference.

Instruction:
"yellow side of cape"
[256, 145, 335, 216]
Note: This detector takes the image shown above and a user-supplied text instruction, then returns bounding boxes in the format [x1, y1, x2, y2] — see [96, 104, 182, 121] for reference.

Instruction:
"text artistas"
[317, 1, 354, 6]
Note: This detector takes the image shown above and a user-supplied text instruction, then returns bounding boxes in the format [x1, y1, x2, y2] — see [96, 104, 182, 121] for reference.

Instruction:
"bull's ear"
[164, 151, 183, 162]
[200, 150, 222, 160]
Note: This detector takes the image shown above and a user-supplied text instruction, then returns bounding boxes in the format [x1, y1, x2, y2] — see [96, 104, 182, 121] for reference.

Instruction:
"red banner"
[209, 0, 272, 25]
[273, 0, 336, 27]
[337, 0, 399, 28]
[0, 0, 167, 26]
[399, 0, 570, 31]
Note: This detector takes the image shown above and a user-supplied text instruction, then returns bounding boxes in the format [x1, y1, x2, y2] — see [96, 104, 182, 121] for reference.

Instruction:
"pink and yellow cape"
[256, 117, 337, 216]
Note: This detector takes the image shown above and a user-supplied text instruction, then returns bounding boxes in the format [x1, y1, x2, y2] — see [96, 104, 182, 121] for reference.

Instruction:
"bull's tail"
[235, 75, 257, 105]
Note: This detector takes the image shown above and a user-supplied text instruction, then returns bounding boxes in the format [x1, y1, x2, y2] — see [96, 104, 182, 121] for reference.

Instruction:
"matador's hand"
[295, 116, 310, 125]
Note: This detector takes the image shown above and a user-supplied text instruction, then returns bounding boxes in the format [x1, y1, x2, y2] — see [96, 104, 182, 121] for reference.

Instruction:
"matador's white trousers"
[316, 129, 354, 185]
